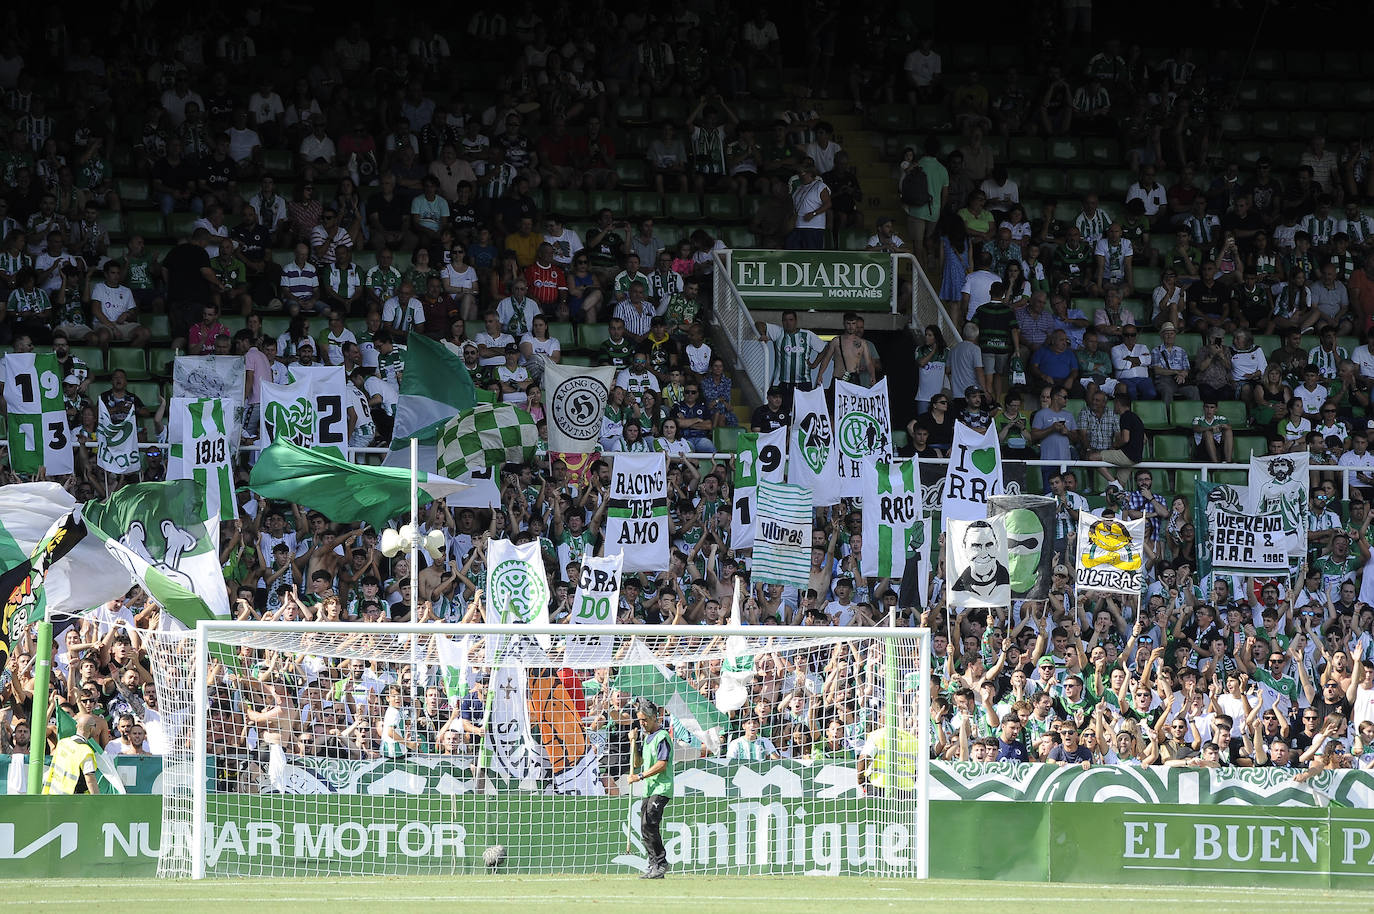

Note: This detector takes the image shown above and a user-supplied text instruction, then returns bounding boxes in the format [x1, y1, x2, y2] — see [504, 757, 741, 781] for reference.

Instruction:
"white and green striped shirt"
[7, 286, 49, 315]
[726, 735, 777, 761]
[1308, 344, 1348, 380]
[766, 324, 820, 385]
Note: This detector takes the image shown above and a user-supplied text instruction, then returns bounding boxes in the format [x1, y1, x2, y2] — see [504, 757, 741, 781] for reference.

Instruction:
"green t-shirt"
[599, 336, 636, 369]
[639, 727, 674, 797]
[122, 254, 156, 290]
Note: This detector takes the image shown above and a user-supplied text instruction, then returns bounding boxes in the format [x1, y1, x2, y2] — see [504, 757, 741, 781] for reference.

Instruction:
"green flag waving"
[250, 439, 468, 531]
[383, 333, 495, 472]
[79, 479, 230, 627]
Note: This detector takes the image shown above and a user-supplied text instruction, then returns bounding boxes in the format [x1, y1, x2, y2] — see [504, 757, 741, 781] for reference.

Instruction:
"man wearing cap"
[1149, 322, 1198, 407]
[751, 386, 790, 432]
[628, 699, 673, 879]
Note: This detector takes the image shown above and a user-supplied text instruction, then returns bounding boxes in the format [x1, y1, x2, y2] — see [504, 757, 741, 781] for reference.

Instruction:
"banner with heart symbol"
[939, 421, 1004, 521]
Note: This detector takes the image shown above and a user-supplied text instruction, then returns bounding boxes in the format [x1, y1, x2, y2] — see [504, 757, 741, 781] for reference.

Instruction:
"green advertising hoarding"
[728, 249, 897, 313]
[4, 797, 1374, 887]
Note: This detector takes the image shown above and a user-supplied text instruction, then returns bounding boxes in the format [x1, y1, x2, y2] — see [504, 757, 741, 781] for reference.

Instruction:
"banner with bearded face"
[988, 495, 1057, 600]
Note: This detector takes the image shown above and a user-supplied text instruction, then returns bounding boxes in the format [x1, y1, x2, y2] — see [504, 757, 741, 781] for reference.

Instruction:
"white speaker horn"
[380, 527, 405, 558]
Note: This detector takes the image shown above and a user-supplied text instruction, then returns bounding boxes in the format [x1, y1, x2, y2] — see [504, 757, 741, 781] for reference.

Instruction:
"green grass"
[5, 877, 1374, 913]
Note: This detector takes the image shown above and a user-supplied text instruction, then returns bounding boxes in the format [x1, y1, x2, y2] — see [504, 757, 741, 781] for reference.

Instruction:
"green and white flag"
[172, 355, 245, 453]
[435, 634, 472, 707]
[436, 402, 540, 479]
[485, 537, 551, 662]
[261, 367, 348, 452]
[731, 427, 788, 550]
[167, 397, 234, 520]
[543, 360, 617, 454]
[716, 578, 755, 713]
[566, 553, 620, 668]
[96, 397, 140, 476]
[384, 333, 490, 473]
[832, 378, 891, 499]
[753, 480, 813, 589]
[605, 453, 669, 573]
[79, 479, 230, 626]
[614, 641, 725, 753]
[860, 458, 923, 578]
[788, 385, 838, 506]
[3, 352, 73, 474]
[939, 420, 1004, 521]
[0, 483, 130, 622]
[249, 439, 466, 531]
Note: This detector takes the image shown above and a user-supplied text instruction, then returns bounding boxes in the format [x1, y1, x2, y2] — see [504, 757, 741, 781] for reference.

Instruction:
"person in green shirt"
[628, 698, 673, 879]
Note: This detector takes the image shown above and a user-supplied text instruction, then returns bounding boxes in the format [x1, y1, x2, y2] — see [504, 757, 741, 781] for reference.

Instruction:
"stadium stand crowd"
[3, 1, 1374, 782]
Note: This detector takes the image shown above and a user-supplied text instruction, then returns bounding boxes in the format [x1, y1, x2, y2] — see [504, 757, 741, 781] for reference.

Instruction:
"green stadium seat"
[703, 194, 741, 222]
[871, 104, 914, 132]
[1304, 82, 1342, 110]
[70, 347, 104, 375]
[712, 426, 741, 452]
[1135, 266, 1162, 292]
[587, 191, 625, 216]
[1172, 467, 1202, 498]
[166, 212, 198, 240]
[1250, 50, 1280, 76]
[1047, 138, 1083, 165]
[1219, 111, 1250, 135]
[547, 322, 576, 348]
[1234, 435, 1267, 461]
[1325, 50, 1359, 76]
[841, 228, 868, 251]
[117, 178, 151, 206]
[1150, 434, 1192, 462]
[615, 97, 650, 125]
[1026, 170, 1065, 196]
[1216, 400, 1249, 430]
[262, 149, 293, 176]
[1066, 170, 1100, 196]
[1234, 83, 1263, 108]
[1136, 332, 1161, 353]
[1083, 137, 1119, 166]
[547, 190, 586, 218]
[1252, 112, 1289, 139]
[1103, 169, 1133, 197]
[1065, 398, 1086, 418]
[1326, 113, 1364, 139]
[747, 71, 781, 97]
[1289, 112, 1325, 138]
[1285, 51, 1322, 77]
[1133, 399, 1171, 432]
[125, 211, 166, 241]
[722, 226, 755, 247]
[1007, 137, 1044, 165]
[577, 322, 610, 351]
[650, 99, 687, 124]
[106, 347, 149, 380]
[126, 381, 161, 408]
[561, 353, 592, 367]
[626, 191, 664, 219]
[149, 348, 177, 377]
[139, 313, 170, 343]
[98, 211, 125, 238]
[662, 194, 700, 221]
[261, 315, 291, 339]
[614, 160, 648, 187]
[1211, 469, 1249, 487]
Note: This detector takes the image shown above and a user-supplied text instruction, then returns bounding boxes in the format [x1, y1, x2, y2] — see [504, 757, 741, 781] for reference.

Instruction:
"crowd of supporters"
[1, 4, 1373, 781]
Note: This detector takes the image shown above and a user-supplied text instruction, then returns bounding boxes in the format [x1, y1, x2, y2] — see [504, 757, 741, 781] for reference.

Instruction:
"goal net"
[147, 623, 930, 879]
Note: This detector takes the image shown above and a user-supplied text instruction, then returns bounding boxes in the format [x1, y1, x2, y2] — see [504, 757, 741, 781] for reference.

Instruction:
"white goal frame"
[182, 621, 932, 880]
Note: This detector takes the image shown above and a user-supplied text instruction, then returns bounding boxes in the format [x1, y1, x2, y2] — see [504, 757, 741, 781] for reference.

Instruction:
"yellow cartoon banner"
[1074, 511, 1146, 595]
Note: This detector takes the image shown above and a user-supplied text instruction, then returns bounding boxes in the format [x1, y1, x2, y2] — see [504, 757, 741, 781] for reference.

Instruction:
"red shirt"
[538, 131, 575, 168]
[573, 132, 617, 169]
[524, 262, 567, 306]
[1348, 270, 1374, 332]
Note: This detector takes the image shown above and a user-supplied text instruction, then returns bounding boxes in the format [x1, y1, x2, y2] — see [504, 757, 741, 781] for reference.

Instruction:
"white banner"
[566, 553, 622, 667]
[167, 397, 235, 520]
[260, 368, 347, 451]
[604, 453, 669, 572]
[544, 360, 616, 453]
[947, 518, 1011, 608]
[1203, 484, 1289, 575]
[860, 459, 923, 579]
[1248, 452, 1309, 558]
[788, 385, 838, 505]
[96, 397, 140, 476]
[731, 427, 788, 549]
[485, 665, 539, 785]
[752, 480, 813, 589]
[832, 378, 892, 498]
[939, 421, 1004, 521]
[172, 355, 245, 453]
[1074, 511, 1147, 595]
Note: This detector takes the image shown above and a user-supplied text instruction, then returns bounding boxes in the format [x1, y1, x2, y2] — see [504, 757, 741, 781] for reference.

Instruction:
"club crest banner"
[1074, 511, 1146, 595]
[544, 360, 616, 454]
[987, 495, 1057, 600]
[788, 386, 838, 505]
[167, 397, 235, 520]
[939, 421, 1003, 521]
[832, 379, 891, 499]
[96, 397, 140, 476]
[604, 453, 669, 572]
[731, 427, 788, 550]
[946, 518, 1011, 608]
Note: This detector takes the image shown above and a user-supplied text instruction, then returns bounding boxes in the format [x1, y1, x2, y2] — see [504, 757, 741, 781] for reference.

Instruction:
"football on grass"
[483, 844, 507, 869]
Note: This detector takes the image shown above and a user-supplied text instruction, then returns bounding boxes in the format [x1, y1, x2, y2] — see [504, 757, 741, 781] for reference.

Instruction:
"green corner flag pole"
[26, 619, 53, 795]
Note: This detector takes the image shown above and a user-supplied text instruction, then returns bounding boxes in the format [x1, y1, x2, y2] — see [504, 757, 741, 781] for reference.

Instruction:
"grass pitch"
[4, 877, 1374, 913]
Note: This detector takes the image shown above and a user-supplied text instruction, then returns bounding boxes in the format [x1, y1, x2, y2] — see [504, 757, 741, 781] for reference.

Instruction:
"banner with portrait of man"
[946, 518, 1011, 608]
[1074, 511, 1146, 595]
[1248, 452, 1309, 558]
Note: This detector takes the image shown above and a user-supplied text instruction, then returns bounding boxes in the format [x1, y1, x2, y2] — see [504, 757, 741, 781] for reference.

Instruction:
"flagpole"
[409, 436, 420, 729]
[26, 618, 53, 795]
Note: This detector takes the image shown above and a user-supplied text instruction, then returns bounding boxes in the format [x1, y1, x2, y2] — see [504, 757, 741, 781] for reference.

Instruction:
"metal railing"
[901, 252, 962, 344]
[709, 250, 773, 406]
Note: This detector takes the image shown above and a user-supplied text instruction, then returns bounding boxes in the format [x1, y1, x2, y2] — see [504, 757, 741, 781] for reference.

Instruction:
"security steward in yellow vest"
[43, 716, 101, 795]
[855, 716, 920, 798]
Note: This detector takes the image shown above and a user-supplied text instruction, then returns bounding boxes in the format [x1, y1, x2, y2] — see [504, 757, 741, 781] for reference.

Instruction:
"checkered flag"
[436, 403, 540, 478]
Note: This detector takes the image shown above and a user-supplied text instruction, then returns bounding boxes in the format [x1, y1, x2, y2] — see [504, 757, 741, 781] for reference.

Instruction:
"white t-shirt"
[961, 270, 1000, 319]
[1295, 383, 1329, 415]
[520, 333, 561, 363]
[474, 331, 515, 366]
[380, 706, 407, 757]
[684, 342, 712, 375]
[543, 229, 583, 265]
[226, 126, 262, 163]
[442, 263, 477, 294]
[90, 282, 137, 323]
[1353, 346, 1374, 380]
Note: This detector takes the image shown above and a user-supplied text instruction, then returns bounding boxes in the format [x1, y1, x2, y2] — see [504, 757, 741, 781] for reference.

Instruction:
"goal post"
[149, 622, 931, 880]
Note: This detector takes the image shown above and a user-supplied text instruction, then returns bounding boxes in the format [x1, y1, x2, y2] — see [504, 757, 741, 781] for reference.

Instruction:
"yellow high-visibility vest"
[43, 737, 97, 795]
[866, 726, 920, 790]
